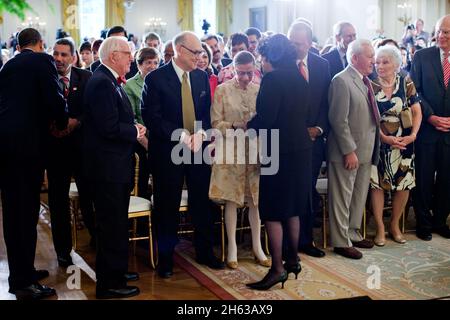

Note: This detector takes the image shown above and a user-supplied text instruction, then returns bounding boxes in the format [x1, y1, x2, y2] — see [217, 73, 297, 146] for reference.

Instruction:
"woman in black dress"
[246, 34, 312, 290]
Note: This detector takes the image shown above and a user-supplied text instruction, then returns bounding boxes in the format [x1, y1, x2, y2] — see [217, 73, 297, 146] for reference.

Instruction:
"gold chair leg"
[401, 209, 405, 234]
[70, 199, 79, 250]
[264, 228, 269, 255]
[132, 219, 137, 256]
[322, 195, 327, 249]
[148, 213, 156, 269]
[363, 208, 367, 239]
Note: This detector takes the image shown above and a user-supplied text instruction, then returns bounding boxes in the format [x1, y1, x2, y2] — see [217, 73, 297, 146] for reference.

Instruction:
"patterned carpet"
[175, 233, 450, 300]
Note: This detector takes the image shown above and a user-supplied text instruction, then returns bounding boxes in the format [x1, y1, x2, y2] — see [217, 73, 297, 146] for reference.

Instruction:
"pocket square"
[200, 91, 206, 98]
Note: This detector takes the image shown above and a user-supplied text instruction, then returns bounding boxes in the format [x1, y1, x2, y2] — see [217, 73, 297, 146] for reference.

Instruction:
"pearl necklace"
[379, 76, 396, 88]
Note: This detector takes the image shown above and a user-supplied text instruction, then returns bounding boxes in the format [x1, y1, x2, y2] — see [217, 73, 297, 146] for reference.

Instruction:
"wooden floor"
[0, 199, 217, 300]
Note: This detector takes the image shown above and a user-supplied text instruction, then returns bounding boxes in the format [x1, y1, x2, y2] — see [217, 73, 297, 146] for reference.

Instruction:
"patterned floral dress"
[209, 79, 260, 206]
[370, 75, 420, 191]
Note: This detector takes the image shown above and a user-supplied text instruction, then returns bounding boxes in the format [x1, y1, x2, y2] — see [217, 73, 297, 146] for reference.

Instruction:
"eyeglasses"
[181, 45, 204, 57]
[235, 70, 254, 77]
[437, 29, 450, 37]
[114, 50, 133, 57]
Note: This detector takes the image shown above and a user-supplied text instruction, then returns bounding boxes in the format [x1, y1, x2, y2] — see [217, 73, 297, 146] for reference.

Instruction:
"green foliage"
[0, 0, 33, 20]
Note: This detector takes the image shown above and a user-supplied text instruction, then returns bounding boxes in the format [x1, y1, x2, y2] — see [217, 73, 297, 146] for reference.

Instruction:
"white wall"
[1, 0, 61, 48]
[1, 0, 446, 50]
[124, 0, 181, 44]
[231, 0, 447, 46]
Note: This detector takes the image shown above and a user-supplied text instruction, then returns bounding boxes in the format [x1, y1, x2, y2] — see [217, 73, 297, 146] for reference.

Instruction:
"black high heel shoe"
[284, 262, 302, 279]
[246, 271, 288, 291]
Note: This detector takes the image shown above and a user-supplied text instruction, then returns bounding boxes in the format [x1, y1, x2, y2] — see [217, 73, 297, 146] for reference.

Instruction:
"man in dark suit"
[141, 31, 225, 279]
[204, 34, 232, 75]
[410, 15, 450, 241]
[0, 28, 68, 300]
[288, 21, 331, 258]
[83, 36, 144, 299]
[322, 22, 356, 79]
[90, 26, 139, 77]
[47, 38, 94, 268]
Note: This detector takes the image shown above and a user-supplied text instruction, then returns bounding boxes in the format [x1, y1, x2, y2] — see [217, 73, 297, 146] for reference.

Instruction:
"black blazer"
[0, 49, 67, 157]
[83, 64, 137, 183]
[410, 46, 450, 145]
[89, 60, 101, 73]
[125, 61, 138, 80]
[212, 58, 233, 75]
[322, 48, 345, 80]
[248, 65, 311, 154]
[68, 66, 92, 121]
[306, 53, 331, 136]
[141, 61, 211, 153]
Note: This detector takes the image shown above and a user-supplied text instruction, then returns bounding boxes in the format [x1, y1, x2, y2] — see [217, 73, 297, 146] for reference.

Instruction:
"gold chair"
[128, 153, 156, 269]
[176, 193, 226, 263]
[69, 182, 80, 249]
[317, 178, 368, 248]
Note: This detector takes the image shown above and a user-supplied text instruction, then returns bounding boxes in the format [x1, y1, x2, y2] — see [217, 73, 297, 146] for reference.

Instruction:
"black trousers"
[92, 181, 131, 289]
[0, 154, 44, 290]
[300, 138, 325, 246]
[134, 143, 150, 199]
[152, 151, 214, 268]
[413, 139, 450, 232]
[47, 135, 95, 258]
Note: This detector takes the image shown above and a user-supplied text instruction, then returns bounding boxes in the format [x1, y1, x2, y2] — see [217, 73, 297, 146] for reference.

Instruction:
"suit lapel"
[430, 47, 445, 90]
[69, 68, 79, 99]
[307, 54, 315, 86]
[348, 67, 370, 104]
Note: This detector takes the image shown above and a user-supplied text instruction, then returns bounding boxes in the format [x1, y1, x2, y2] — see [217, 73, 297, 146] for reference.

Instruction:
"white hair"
[99, 36, 128, 63]
[346, 39, 373, 66]
[376, 45, 402, 70]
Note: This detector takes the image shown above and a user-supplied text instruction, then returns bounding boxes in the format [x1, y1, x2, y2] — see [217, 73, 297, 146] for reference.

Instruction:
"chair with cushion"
[128, 153, 155, 269]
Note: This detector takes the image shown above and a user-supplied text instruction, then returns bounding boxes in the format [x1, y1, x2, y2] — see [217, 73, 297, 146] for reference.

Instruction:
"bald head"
[173, 31, 203, 72]
[436, 15, 450, 52]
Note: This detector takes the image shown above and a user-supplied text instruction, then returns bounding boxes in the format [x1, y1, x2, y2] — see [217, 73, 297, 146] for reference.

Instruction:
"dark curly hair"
[262, 34, 297, 69]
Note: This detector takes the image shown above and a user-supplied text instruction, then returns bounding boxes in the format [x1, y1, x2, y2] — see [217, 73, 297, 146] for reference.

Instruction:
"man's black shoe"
[124, 272, 139, 282]
[96, 286, 140, 299]
[33, 269, 50, 281]
[416, 230, 432, 241]
[57, 255, 74, 268]
[299, 245, 326, 258]
[13, 283, 56, 300]
[196, 256, 225, 270]
[157, 267, 173, 279]
[432, 227, 450, 239]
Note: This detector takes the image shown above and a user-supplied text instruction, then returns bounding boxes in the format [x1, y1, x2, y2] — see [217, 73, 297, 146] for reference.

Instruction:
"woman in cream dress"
[209, 51, 269, 269]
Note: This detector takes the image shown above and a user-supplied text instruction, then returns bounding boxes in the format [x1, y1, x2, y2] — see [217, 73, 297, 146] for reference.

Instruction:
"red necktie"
[363, 76, 380, 124]
[443, 52, 450, 89]
[299, 61, 308, 82]
[117, 76, 127, 85]
[60, 76, 70, 99]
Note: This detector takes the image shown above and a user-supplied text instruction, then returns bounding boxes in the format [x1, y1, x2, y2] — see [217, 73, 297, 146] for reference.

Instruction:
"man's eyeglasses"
[181, 45, 204, 57]
[235, 70, 254, 77]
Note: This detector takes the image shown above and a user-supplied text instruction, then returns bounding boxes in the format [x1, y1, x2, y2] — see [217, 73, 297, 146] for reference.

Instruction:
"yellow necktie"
[182, 72, 196, 134]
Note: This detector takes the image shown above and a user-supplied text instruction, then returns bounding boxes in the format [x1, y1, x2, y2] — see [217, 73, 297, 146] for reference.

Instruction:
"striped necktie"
[443, 52, 450, 89]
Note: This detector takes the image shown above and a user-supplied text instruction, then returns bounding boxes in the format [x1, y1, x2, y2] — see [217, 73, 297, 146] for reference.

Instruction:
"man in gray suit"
[328, 39, 380, 259]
